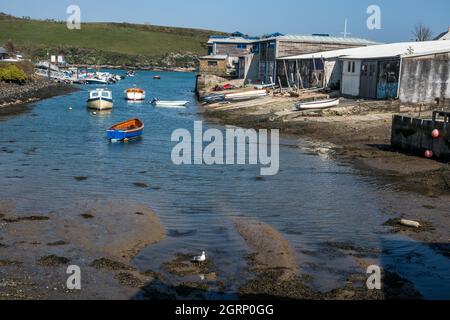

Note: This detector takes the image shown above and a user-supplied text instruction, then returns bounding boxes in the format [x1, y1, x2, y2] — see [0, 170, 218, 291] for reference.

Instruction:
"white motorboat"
[224, 90, 268, 102]
[125, 88, 146, 101]
[87, 88, 113, 110]
[151, 99, 189, 107]
[294, 98, 340, 111]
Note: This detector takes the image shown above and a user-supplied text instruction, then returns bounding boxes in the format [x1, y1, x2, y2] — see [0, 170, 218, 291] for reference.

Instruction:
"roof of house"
[434, 27, 450, 40]
[279, 40, 450, 60]
[262, 34, 379, 45]
[208, 34, 378, 46]
[0, 47, 6, 54]
[207, 37, 255, 45]
[200, 54, 228, 60]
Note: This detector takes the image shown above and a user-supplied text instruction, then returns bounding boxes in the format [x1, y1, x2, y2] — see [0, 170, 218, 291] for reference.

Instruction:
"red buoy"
[424, 150, 434, 159]
[432, 129, 440, 139]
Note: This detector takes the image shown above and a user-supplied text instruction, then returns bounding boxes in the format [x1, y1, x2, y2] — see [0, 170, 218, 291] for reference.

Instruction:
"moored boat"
[153, 75, 161, 80]
[107, 118, 144, 142]
[87, 88, 114, 110]
[124, 88, 146, 101]
[293, 98, 340, 111]
[151, 99, 189, 107]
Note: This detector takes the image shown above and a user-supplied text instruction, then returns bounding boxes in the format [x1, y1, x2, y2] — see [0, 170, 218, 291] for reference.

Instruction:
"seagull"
[192, 251, 206, 265]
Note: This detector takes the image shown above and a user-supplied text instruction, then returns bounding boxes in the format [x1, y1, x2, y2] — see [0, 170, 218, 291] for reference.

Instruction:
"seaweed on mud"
[47, 240, 69, 247]
[2, 216, 50, 223]
[36, 255, 70, 267]
[0, 260, 23, 266]
[163, 254, 213, 277]
[114, 273, 145, 288]
[91, 258, 135, 271]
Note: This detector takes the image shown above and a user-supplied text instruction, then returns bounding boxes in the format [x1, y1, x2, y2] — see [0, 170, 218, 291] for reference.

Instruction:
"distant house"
[279, 40, 450, 103]
[0, 47, 6, 60]
[434, 27, 450, 41]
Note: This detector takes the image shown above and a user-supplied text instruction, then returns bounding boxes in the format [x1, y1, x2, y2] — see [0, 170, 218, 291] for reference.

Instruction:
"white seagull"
[192, 251, 206, 264]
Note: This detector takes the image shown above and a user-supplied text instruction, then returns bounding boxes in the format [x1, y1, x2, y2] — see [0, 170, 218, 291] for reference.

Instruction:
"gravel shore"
[0, 78, 77, 110]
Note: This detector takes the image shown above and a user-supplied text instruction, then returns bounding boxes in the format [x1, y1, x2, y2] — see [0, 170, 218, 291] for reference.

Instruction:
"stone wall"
[391, 115, 450, 161]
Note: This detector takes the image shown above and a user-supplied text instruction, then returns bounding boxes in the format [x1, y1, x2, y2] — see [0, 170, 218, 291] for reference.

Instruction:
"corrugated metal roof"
[208, 34, 378, 46]
[265, 34, 379, 45]
[280, 40, 450, 60]
[207, 37, 254, 44]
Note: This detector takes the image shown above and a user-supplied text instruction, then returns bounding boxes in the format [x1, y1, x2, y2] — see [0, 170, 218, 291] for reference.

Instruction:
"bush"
[0, 64, 27, 83]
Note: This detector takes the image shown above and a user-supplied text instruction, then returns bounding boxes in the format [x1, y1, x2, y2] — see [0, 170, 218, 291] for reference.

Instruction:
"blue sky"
[1, 0, 449, 42]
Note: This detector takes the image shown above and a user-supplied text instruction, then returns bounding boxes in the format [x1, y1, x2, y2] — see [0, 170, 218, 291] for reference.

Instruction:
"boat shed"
[279, 40, 450, 102]
[249, 34, 378, 84]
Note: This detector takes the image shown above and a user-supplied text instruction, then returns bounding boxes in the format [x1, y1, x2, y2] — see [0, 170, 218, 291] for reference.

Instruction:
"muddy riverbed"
[1, 72, 449, 300]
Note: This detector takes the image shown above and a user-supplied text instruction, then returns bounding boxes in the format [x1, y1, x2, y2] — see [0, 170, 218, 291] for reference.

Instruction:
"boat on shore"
[151, 99, 189, 107]
[293, 98, 340, 111]
[87, 88, 114, 110]
[224, 90, 268, 102]
[125, 88, 146, 101]
[107, 118, 144, 142]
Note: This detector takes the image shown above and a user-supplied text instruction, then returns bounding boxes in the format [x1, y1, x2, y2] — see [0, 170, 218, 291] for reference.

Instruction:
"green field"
[0, 13, 226, 67]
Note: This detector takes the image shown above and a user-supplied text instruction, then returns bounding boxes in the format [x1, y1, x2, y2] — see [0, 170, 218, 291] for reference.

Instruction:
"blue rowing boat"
[107, 118, 144, 141]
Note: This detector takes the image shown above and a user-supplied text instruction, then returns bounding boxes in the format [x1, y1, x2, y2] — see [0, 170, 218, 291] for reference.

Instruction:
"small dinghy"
[151, 99, 189, 107]
[125, 88, 146, 101]
[224, 90, 268, 102]
[294, 98, 340, 111]
[87, 88, 113, 110]
[107, 118, 144, 142]
[153, 75, 161, 80]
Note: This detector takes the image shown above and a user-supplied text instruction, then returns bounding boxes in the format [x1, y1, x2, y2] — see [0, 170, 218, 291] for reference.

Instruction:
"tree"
[413, 23, 433, 41]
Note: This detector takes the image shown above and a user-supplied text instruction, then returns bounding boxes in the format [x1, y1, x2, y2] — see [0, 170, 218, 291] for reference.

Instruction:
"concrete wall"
[391, 115, 450, 161]
[399, 52, 450, 103]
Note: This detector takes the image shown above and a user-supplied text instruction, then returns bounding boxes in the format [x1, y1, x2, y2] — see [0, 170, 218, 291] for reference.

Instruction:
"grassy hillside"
[0, 13, 227, 68]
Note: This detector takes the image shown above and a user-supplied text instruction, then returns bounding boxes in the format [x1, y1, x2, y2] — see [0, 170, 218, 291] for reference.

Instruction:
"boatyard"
[0, 2, 450, 305]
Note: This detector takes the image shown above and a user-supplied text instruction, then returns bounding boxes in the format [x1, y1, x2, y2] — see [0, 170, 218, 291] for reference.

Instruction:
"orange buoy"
[424, 150, 434, 159]
[432, 129, 440, 139]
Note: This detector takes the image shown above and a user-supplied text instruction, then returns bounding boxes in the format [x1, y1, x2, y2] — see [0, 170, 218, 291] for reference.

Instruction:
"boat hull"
[87, 98, 113, 110]
[153, 101, 189, 107]
[107, 118, 144, 141]
[294, 98, 340, 111]
[125, 92, 146, 101]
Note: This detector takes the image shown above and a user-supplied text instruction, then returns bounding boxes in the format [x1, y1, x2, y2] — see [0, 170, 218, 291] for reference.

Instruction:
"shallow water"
[0, 70, 448, 299]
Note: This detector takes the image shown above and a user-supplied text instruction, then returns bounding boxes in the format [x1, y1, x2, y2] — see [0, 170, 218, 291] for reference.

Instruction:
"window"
[207, 61, 218, 66]
[352, 61, 355, 73]
[237, 44, 247, 49]
[347, 61, 356, 73]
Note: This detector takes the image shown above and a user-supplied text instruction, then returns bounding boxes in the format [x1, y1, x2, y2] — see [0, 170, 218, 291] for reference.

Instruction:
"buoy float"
[69, 107, 73, 111]
[424, 150, 433, 159]
[432, 129, 440, 139]
[92, 112, 97, 115]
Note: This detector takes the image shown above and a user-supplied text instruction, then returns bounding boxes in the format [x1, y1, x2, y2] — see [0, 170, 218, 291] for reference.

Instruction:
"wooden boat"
[87, 88, 113, 110]
[107, 119, 144, 141]
[224, 90, 268, 102]
[294, 98, 340, 111]
[151, 99, 189, 107]
[124, 88, 146, 101]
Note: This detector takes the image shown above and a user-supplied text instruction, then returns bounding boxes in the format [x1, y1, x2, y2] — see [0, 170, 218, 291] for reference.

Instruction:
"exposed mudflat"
[0, 200, 165, 299]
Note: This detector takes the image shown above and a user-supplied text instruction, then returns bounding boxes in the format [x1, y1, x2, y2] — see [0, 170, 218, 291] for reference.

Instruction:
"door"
[342, 60, 361, 96]
[360, 61, 378, 99]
